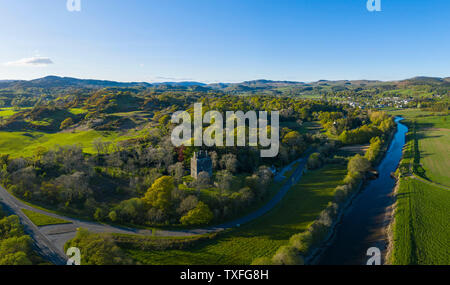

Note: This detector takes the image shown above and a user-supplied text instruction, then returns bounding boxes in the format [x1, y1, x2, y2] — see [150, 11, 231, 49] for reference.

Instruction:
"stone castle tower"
[191, 151, 212, 179]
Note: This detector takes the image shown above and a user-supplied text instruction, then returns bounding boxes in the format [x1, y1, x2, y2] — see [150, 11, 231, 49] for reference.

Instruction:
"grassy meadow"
[417, 128, 450, 186]
[388, 108, 450, 265]
[22, 209, 71, 227]
[392, 178, 450, 265]
[388, 108, 449, 186]
[0, 129, 144, 158]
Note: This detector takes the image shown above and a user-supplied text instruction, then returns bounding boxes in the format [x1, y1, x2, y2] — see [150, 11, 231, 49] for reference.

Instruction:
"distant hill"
[400, 76, 445, 85]
[0, 75, 448, 96]
[152, 81, 207, 87]
[0, 76, 153, 89]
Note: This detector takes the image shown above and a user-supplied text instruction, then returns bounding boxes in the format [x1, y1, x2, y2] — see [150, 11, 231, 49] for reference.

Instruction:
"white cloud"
[5, 56, 54, 67]
[149, 76, 195, 82]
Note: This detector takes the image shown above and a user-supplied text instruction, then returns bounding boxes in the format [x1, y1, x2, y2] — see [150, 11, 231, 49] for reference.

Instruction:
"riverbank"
[384, 180, 400, 265]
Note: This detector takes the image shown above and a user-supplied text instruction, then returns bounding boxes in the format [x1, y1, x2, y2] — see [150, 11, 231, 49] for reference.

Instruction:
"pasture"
[389, 108, 450, 265]
[388, 109, 450, 186]
[417, 128, 450, 186]
[0, 129, 144, 158]
[391, 178, 450, 265]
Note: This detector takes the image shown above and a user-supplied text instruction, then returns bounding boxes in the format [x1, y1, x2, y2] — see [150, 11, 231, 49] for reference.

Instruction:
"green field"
[417, 128, 450, 186]
[388, 109, 450, 186]
[124, 164, 347, 265]
[68, 108, 88, 115]
[389, 108, 450, 265]
[0, 107, 30, 119]
[0, 129, 144, 158]
[22, 209, 71, 227]
[391, 178, 450, 265]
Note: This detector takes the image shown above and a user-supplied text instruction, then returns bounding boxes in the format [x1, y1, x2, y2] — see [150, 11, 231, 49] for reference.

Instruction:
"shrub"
[180, 202, 213, 225]
[307, 152, 323, 170]
[289, 231, 313, 255]
[348, 154, 371, 175]
[64, 228, 132, 265]
[308, 221, 330, 245]
[334, 185, 349, 204]
[60, 117, 74, 130]
[272, 245, 304, 265]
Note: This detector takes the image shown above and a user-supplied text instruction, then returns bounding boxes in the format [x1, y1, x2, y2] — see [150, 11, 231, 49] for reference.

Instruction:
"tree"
[348, 154, 371, 176]
[282, 131, 302, 146]
[93, 138, 111, 155]
[176, 195, 199, 216]
[0, 216, 33, 265]
[142, 176, 174, 211]
[55, 172, 92, 205]
[272, 245, 304, 265]
[216, 170, 233, 191]
[0, 216, 24, 240]
[108, 211, 117, 222]
[168, 162, 185, 184]
[307, 152, 323, 170]
[114, 198, 145, 224]
[365, 137, 382, 162]
[34, 146, 48, 160]
[60, 117, 74, 130]
[94, 208, 107, 221]
[180, 202, 213, 225]
[0, 251, 32, 265]
[289, 232, 313, 255]
[64, 229, 131, 265]
[0, 235, 32, 256]
[220, 153, 238, 173]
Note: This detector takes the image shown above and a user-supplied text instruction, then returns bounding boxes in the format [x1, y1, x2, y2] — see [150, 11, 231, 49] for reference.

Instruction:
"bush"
[307, 152, 323, 170]
[308, 221, 330, 245]
[272, 245, 304, 265]
[289, 231, 313, 255]
[60, 117, 74, 130]
[348, 154, 371, 175]
[64, 228, 132, 265]
[334, 185, 349, 204]
[180, 202, 213, 226]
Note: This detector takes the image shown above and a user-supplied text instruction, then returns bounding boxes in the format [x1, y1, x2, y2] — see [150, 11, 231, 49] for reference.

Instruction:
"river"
[317, 117, 408, 265]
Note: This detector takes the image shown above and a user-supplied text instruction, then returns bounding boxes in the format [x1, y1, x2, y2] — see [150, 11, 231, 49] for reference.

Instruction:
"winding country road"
[0, 153, 310, 265]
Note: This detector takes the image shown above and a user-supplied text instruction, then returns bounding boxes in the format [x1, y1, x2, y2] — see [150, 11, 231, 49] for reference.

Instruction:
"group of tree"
[64, 228, 132, 265]
[0, 210, 43, 265]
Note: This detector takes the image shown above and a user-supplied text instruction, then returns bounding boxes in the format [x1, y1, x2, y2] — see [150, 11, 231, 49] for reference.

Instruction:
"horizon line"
[1, 74, 449, 85]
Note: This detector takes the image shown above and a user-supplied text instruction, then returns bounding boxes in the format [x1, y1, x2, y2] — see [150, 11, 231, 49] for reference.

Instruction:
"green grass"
[391, 108, 450, 264]
[123, 164, 347, 265]
[417, 128, 450, 186]
[0, 108, 19, 118]
[388, 109, 450, 186]
[0, 107, 31, 118]
[392, 178, 450, 265]
[0, 129, 144, 158]
[68, 108, 88, 115]
[386, 108, 445, 119]
[22, 209, 71, 227]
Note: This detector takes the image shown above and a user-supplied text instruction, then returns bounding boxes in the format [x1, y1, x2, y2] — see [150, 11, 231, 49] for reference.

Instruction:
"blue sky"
[0, 0, 449, 83]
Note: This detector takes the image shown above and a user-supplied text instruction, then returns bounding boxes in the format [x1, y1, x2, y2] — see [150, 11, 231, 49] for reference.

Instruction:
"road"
[0, 153, 311, 264]
[207, 155, 309, 230]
